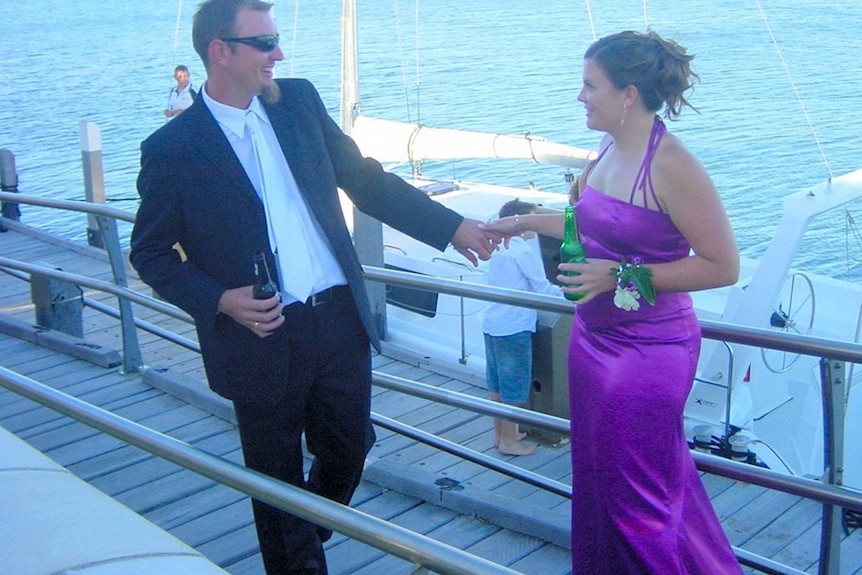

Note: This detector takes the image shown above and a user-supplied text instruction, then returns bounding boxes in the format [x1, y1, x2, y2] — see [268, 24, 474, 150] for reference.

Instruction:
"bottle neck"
[254, 253, 272, 281]
[564, 206, 578, 243]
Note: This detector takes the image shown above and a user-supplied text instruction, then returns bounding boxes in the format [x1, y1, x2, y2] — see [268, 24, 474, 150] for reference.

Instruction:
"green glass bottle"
[560, 205, 586, 301]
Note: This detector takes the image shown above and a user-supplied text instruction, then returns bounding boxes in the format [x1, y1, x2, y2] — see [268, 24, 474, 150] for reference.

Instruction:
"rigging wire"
[413, 0, 421, 127]
[288, 0, 300, 77]
[583, 0, 597, 41]
[582, 0, 650, 43]
[641, 0, 649, 31]
[754, 0, 832, 180]
[755, 2, 860, 303]
[393, 0, 413, 125]
[172, 0, 183, 53]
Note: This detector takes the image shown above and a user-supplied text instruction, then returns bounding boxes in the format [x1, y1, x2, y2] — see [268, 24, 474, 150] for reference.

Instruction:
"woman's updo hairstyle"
[584, 30, 698, 119]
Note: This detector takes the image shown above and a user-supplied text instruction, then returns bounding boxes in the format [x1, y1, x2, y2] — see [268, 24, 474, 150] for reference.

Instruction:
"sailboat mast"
[340, 0, 359, 135]
[340, 0, 388, 337]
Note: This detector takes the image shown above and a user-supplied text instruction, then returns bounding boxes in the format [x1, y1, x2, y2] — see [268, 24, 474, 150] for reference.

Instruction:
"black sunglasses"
[220, 34, 280, 52]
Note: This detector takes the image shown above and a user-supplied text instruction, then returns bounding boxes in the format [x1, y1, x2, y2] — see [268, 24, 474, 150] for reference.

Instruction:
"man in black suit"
[130, 1, 498, 573]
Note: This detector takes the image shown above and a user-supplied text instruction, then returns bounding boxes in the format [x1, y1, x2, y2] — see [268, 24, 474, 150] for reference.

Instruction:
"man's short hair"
[193, 0, 273, 67]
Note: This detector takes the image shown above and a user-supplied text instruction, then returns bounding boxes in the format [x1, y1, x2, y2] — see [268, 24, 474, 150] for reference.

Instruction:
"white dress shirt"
[202, 85, 347, 303]
[482, 235, 563, 337]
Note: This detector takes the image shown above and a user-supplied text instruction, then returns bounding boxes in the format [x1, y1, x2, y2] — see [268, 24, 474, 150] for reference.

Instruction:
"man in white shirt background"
[164, 64, 196, 118]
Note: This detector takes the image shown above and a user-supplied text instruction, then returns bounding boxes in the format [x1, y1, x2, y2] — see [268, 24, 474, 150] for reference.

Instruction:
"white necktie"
[245, 111, 315, 302]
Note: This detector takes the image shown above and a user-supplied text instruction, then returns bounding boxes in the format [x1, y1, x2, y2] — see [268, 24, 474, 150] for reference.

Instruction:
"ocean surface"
[1, 0, 861, 282]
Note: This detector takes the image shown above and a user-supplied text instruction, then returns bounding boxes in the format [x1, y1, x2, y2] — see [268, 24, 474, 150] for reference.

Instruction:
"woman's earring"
[620, 104, 628, 126]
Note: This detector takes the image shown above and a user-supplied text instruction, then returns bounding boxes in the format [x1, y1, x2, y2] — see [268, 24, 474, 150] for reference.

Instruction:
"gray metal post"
[0, 148, 21, 230]
[96, 213, 142, 373]
[353, 209, 387, 338]
[80, 121, 106, 248]
[30, 268, 84, 338]
[340, 2, 388, 339]
[818, 358, 845, 575]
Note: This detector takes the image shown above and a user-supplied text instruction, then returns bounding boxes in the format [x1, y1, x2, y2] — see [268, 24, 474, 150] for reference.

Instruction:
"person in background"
[483, 30, 741, 574]
[164, 64, 196, 117]
[130, 1, 500, 573]
[483, 198, 562, 456]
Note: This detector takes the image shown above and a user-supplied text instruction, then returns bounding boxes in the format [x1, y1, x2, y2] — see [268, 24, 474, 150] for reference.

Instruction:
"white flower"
[610, 258, 654, 311]
[613, 287, 641, 311]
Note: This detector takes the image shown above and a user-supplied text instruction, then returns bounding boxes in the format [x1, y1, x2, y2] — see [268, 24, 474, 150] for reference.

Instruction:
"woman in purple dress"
[485, 30, 741, 574]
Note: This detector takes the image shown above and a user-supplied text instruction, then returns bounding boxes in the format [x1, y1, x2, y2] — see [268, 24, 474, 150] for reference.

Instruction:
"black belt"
[287, 285, 350, 309]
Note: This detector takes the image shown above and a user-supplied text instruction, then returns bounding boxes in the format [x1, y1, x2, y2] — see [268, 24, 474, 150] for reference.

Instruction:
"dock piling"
[0, 148, 20, 230]
[79, 121, 106, 248]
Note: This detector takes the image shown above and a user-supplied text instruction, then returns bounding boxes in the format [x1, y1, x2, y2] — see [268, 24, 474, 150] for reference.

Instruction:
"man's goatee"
[262, 81, 281, 103]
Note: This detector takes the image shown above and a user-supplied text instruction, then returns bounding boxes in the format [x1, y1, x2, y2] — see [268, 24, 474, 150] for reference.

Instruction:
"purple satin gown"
[568, 118, 741, 574]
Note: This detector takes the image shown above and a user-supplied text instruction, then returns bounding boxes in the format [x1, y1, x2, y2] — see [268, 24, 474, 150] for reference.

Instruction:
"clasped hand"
[451, 218, 503, 265]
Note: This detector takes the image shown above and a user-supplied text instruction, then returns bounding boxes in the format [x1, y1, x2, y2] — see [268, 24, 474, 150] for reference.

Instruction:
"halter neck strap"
[629, 116, 666, 212]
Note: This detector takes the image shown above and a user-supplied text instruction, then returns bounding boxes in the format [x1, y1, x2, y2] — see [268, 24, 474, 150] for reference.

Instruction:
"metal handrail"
[362, 265, 862, 364]
[0, 366, 521, 575]
[0, 191, 135, 223]
[3, 190, 854, 362]
[4, 257, 858, 512]
[0, 257, 191, 323]
[4, 256, 862, 507]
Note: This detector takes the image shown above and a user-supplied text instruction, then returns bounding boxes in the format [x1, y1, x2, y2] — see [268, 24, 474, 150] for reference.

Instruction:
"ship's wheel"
[760, 272, 816, 373]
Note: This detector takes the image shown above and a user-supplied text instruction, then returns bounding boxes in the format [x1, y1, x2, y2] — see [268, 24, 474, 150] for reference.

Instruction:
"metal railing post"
[818, 358, 845, 575]
[0, 148, 21, 230]
[95, 213, 142, 373]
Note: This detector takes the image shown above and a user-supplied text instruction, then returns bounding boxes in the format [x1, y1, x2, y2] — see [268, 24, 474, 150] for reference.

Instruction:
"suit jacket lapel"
[263, 98, 333, 233]
[185, 99, 261, 206]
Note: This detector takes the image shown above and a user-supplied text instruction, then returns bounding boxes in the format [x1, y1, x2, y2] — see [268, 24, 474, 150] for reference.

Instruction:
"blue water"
[1, 0, 861, 281]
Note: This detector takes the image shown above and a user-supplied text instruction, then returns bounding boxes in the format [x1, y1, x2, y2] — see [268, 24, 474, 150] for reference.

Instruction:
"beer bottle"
[560, 205, 586, 301]
[252, 251, 279, 300]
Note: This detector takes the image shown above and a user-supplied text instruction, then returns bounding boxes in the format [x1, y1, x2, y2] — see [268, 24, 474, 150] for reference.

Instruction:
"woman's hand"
[557, 258, 618, 304]
[481, 216, 521, 248]
[482, 212, 566, 247]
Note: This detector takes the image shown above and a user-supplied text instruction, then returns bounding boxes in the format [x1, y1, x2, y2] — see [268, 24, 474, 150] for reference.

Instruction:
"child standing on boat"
[483, 198, 562, 456]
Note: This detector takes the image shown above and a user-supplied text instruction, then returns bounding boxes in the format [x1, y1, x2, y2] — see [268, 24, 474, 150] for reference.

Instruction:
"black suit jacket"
[131, 78, 463, 406]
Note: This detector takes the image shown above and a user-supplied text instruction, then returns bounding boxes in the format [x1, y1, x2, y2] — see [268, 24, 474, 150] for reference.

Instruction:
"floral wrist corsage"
[611, 257, 655, 311]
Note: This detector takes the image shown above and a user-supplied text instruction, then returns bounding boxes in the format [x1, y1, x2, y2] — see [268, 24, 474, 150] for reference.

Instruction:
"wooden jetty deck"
[1, 218, 861, 574]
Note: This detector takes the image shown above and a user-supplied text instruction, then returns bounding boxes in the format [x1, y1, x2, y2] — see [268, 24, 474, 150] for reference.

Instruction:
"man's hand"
[217, 285, 284, 337]
[450, 218, 502, 266]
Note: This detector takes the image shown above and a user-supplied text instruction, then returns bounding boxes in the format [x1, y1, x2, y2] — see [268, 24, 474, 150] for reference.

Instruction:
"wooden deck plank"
[465, 528, 546, 568]
[348, 504, 461, 575]
[840, 530, 862, 575]
[50, 403, 214, 467]
[196, 521, 261, 569]
[68, 417, 235, 481]
[322, 491, 428, 573]
[508, 543, 573, 575]
[168, 497, 255, 548]
[741, 497, 822, 560]
[93, 441, 242, 502]
[19, 388, 161, 446]
[723, 488, 807, 547]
